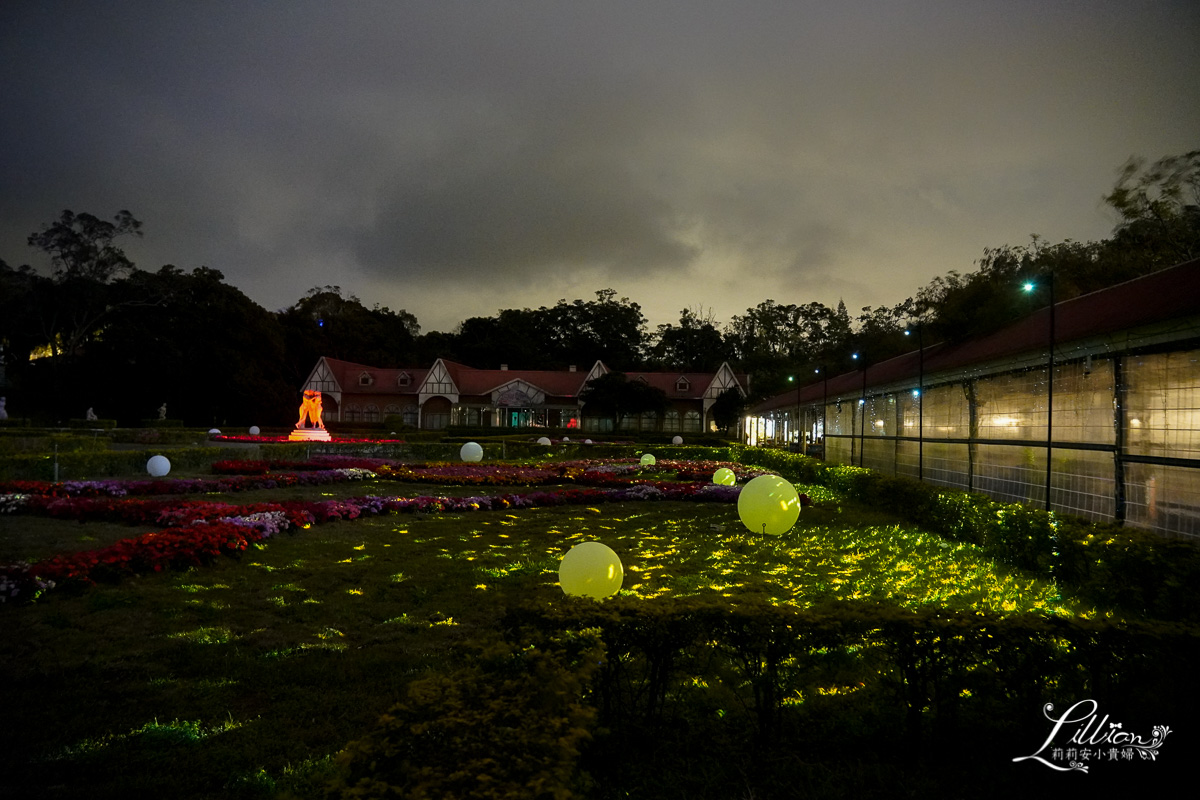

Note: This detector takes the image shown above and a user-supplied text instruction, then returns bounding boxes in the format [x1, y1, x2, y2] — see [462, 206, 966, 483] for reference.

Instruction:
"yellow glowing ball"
[460, 441, 483, 462]
[558, 541, 623, 599]
[713, 467, 736, 486]
[640, 453, 656, 466]
[737, 474, 800, 535]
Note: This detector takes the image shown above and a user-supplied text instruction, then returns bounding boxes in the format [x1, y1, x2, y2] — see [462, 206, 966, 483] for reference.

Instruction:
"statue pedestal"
[289, 427, 331, 442]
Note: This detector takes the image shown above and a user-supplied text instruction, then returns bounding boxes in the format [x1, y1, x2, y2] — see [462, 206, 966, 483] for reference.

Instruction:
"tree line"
[1, 150, 1195, 426]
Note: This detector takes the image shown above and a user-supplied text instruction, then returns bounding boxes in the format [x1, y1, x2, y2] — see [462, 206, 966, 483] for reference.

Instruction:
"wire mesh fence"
[754, 347, 1200, 538]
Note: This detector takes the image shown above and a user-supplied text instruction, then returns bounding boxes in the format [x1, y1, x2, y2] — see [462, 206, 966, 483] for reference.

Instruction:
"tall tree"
[277, 286, 420, 384]
[27, 209, 142, 282]
[580, 372, 668, 430]
[650, 306, 730, 372]
[25, 210, 146, 362]
[710, 387, 745, 435]
[86, 266, 294, 424]
[1104, 149, 1200, 267]
[542, 289, 648, 369]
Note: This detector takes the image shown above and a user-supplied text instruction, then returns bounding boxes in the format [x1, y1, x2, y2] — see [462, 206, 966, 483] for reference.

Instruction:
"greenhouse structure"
[744, 258, 1200, 538]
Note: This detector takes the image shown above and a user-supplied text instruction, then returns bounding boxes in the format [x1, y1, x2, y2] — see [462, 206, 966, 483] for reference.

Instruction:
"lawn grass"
[0, 478, 1108, 799]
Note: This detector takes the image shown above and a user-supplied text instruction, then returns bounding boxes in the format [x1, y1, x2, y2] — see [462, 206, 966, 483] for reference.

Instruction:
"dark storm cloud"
[350, 80, 701, 282]
[2, 1, 1198, 331]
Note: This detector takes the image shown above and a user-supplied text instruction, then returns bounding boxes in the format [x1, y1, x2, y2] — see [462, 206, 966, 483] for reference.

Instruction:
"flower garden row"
[0, 458, 768, 604]
[0, 456, 763, 498]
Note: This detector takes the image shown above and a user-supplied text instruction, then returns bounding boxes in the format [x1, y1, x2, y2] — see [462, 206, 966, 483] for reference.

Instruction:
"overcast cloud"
[2, 1, 1197, 333]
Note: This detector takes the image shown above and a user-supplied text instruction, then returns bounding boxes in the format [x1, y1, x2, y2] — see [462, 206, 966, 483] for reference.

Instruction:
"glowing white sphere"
[460, 441, 483, 462]
[672, 435, 683, 445]
[537, 437, 552, 446]
[146, 455, 171, 477]
[249, 426, 260, 435]
[208, 428, 221, 435]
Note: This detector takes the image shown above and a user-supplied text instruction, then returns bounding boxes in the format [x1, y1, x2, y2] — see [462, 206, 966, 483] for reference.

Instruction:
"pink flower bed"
[0, 460, 751, 603]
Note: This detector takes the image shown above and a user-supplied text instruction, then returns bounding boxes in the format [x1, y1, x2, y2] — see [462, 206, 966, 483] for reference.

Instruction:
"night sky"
[3, 1, 1197, 333]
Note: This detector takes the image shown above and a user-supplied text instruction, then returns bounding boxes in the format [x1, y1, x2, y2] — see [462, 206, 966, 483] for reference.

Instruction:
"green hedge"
[109, 428, 213, 445]
[734, 447, 1200, 622]
[329, 597, 1197, 797]
[67, 418, 118, 429]
[258, 441, 505, 462]
[326, 638, 601, 800]
[0, 446, 239, 481]
[500, 596, 1198, 744]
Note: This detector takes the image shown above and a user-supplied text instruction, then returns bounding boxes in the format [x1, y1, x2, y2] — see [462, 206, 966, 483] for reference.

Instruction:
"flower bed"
[0, 467, 380, 502]
[211, 434, 406, 444]
[0, 462, 748, 603]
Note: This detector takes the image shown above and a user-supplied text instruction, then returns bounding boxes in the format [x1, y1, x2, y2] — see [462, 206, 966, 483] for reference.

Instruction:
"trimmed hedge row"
[326, 637, 602, 800]
[735, 446, 1200, 622]
[0, 446, 238, 481]
[326, 597, 1197, 798]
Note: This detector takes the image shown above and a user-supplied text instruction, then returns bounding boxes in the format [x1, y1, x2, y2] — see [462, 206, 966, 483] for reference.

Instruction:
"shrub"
[732, 447, 1200, 622]
[326, 638, 601, 800]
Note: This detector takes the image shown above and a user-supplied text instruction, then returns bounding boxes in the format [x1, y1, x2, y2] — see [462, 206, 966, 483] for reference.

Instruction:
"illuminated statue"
[0, 397, 7, 421]
[158, 402, 167, 420]
[297, 390, 325, 429]
[86, 407, 98, 421]
[290, 389, 331, 441]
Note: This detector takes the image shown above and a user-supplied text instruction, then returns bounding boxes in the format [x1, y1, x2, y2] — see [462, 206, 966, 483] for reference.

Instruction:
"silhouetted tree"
[650, 307, 731, 371]
[580, 372, 668, 430]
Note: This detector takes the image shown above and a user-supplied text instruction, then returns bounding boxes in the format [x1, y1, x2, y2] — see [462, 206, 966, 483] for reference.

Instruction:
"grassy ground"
[1, 477, 1107, 799]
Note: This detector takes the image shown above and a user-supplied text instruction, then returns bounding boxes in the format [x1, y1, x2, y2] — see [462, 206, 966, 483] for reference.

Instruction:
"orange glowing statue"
[297, 390, 325, 429]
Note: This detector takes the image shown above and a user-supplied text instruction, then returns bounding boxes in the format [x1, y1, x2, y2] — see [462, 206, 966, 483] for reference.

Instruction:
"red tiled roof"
[321, 357, 428, 395]
[624, 371, 748, 399]
[316, 356, 745, 402]
[753, 257, 1200, 413]
[452, 365, 593, 398]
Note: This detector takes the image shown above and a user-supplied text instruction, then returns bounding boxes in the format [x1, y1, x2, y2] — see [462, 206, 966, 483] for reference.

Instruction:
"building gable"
[705, 362, 746, 398]
[303, 357, 341, 393]
[418, 359, 460, 402]
[491, 379, 546, 407]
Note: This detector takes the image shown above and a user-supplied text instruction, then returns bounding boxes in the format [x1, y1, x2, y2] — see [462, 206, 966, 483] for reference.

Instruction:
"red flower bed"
[0, 457, 777, 603]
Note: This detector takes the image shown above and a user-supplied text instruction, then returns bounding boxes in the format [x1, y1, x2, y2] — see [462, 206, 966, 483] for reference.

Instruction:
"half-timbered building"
[301, 357, 748, 433]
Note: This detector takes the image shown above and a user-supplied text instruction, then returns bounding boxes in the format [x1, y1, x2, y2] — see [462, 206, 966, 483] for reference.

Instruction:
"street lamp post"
[905, 324, 924, 481]
[1024, 275, 1056, 512]
[853, 352, 867, 467]
[787, 375, 800, 451]
[820, 367, 830, 453]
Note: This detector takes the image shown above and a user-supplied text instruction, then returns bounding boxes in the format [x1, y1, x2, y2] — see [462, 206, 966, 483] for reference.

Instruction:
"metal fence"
[754, 346, 1200, 539]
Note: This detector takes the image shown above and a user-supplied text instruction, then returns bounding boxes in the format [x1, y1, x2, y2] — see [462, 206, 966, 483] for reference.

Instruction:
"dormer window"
[397, 372, 412, 388]
[675, 376, 690, 393]
[358, 371, 374, 386]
